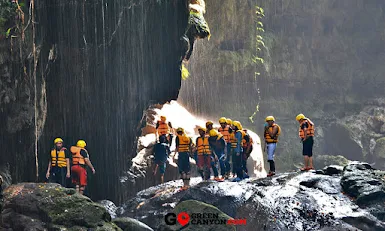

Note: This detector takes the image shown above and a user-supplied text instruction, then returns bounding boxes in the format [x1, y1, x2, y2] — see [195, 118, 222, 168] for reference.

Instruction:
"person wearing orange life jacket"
[232, 121, 245, 181]
[195, 127, 212, 180]
[218, 117, 232, 178]
[46, 138, 71, 187]
[264, 116, 281, 177]
[70, 140, 95, 194]
[242, 129, 253, 177]
[156, 116, 173, 145]
[296, 114, 315, 171]
[175, 127, 193, 190]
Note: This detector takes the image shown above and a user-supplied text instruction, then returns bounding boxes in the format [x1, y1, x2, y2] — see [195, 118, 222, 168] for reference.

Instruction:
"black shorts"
[178, 152, 190, 174]
[302, 137, 314, 157]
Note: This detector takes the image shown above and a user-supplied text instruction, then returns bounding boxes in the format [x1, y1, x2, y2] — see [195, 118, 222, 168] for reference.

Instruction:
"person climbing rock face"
[156, 116, 173, 146]
[208, 129, 226, 181]
[263, 116, 281, 177]
[195, 127, 212, 180]
[46, 138, 71, 187]
[175, 128, 193, 190]
[70, 140, 95, 195]
[153, 135, 171, 184]
[296, 114, 315, 171]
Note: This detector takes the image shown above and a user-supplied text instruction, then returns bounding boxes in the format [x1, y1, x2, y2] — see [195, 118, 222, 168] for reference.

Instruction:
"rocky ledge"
[0, 183, 152, 231]
[118, 162, 385, 231]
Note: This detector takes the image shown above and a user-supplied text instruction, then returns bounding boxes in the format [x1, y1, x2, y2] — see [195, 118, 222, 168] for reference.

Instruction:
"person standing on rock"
[46, 138, 71, 187]
[175, 128, 193, 190]
[70, 140, 95, 194]
[296, 114, 315, 171]
[229, 120, 238, 177]
[218, 117, 232, 179]
[242, 129, 253, 178]
[263, 116, 281, 177]
[195, 127, 212, 180]
[156, 116, 173, 146]
[208, 129, 226, 181]
[232, 121, 245, 181]
[153, 135, 171, 184]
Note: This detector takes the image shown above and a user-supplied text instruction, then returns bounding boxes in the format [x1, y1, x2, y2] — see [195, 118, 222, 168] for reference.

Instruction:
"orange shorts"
[71, 165, 87, 186]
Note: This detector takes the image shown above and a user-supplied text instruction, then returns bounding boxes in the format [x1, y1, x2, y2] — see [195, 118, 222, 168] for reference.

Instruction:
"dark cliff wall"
[179, 0, 385, 169]
[1, 0, 188, 203]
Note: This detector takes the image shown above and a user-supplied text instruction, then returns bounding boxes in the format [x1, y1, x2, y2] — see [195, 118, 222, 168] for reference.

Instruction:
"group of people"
[46, 138, 95, 194]
[153, 116, 254, 190]
[153, 113, 315, 189]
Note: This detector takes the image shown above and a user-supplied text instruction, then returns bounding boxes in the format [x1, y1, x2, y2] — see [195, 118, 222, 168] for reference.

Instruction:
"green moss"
[315, 155, 350, 168]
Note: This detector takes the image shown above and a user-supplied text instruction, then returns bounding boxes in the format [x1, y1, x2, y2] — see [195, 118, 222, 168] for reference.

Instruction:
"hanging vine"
[249, 5, 266, 123]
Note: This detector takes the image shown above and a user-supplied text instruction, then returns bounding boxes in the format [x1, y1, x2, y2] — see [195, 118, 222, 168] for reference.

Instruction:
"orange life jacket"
[231, 130, 245, 148]
[196, 136, 211, 155]
[70, 146, 88, 165]
[218, 126, 230, 143]
[157, 120, 169, 136]
[50, 148, 67, 167]
[242, 135, 254, 149]
[177, 134, 191, 152]
[264, 124, 281, 143]
[299, 119, 315, 139]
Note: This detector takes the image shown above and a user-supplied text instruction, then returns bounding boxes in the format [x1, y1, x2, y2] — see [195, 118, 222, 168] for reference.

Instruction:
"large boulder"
[341, 162, 385, 204]
[158, 200, 234, 231]
[113, 217, 154, 231]
[119, 163, 385, 230]
[1, 183, 120, 230]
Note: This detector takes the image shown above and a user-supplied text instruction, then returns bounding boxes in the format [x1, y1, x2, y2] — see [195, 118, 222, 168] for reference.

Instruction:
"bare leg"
[75, 185, 80, 193]
[305, 156, 309, 168]
[160, 174, 164, 184]
[185, 174, 190, 188]
[79, 186, 85, 195]
[309, 157, 314, 169]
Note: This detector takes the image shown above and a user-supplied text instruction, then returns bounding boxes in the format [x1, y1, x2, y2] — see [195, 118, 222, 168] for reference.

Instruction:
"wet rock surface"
[98, 200, 119, 219]
[113, 217, 154, 231]
[158, 200, 235, 231]
[341, 161, 385, 225]
[1, 183, 120, 230]
[119, 163, 385, 231]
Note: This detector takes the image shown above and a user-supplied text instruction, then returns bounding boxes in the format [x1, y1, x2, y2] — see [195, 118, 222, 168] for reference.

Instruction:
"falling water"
[154, 101, 266, 177]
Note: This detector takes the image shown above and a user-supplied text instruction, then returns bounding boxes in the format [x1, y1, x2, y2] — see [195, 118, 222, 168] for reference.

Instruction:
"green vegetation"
[249, 5, 266, 123]
[181, 63, 190, 80]
[0, 0, 25, 37]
